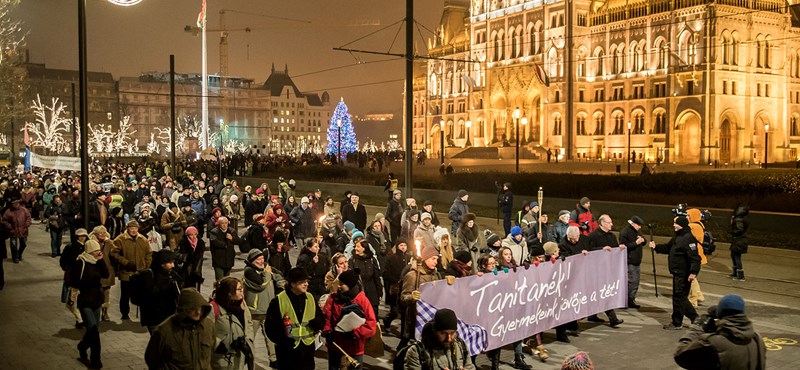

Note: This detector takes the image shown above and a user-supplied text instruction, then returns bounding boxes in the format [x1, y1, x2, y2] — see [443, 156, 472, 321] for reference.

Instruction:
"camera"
[671, 203, 689, 216]
[646, 223, 656, 229]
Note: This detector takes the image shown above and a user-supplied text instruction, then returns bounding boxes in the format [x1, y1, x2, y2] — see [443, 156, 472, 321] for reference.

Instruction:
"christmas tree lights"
[325, 98, 357, 158]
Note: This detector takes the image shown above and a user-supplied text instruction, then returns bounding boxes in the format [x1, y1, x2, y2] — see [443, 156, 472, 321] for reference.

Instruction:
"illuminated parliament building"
[412, 0, 800, 164]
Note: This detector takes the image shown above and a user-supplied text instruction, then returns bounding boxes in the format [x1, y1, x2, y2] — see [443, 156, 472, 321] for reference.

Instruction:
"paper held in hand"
[335, 312, 366, 332]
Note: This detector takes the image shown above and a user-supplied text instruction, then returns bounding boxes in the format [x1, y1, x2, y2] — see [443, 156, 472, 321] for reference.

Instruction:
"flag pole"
[200, 0, 209, 149]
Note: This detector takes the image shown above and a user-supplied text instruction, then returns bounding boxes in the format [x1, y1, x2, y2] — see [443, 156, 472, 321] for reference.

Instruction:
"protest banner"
[416, 249, 628, 354]
[29, 152, 81, 171]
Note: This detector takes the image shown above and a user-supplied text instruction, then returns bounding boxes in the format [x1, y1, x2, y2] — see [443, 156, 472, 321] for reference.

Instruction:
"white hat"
[301, 196, 310, 204]
[230, 194, 238, 202]
[421, 212, 432, 220]
[84, 240, 101, 253]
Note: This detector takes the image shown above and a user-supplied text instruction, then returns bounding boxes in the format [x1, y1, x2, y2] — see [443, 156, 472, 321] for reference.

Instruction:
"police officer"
[650, 215, 701, 330]
[499, 182, 514, 236]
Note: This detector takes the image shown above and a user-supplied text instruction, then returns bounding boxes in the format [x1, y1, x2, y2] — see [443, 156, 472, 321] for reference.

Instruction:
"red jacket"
[322, 290, 376, 356]
[264, 205, 291, 236]
[3, 206, 32, 238]
[569, 204, 597, 236]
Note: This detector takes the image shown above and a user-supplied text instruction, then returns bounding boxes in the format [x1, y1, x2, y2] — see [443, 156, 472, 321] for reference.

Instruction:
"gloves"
[579, 222, 589, 230]
[126, 261, 137, 270]
[411, 290, 421, 301]
[445, 276, 456, 285]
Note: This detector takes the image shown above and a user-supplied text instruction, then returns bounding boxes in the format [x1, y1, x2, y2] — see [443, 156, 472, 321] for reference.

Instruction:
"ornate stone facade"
[414, 0, 800, 164]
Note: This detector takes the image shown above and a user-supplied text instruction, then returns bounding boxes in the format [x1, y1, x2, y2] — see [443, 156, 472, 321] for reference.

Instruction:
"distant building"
[353, 113, 403, 151]
[413, 0, 800, 164]
[21, 62, 331, 156]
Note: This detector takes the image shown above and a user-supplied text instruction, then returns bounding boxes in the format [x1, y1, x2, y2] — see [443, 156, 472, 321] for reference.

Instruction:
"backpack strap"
[210, 300, 220, 320]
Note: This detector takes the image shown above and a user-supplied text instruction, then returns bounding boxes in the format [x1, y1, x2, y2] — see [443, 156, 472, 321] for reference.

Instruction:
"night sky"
[14, 0, 443, 116]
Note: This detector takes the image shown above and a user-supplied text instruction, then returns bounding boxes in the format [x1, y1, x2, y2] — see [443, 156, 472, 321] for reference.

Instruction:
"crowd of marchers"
[0, 162, 765, 370]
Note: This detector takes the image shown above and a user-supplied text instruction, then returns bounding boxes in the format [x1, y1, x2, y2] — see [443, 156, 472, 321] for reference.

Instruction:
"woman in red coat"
[264, 203, 291, 241]
[3, 199, 32, 263]
[322, 269, 376, 370]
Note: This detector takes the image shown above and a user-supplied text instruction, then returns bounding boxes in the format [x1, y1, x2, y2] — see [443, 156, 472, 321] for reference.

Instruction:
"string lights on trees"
[326, 98, 357, 159]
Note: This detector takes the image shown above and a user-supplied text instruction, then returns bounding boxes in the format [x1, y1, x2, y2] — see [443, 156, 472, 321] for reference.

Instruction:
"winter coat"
[619, 224, 645, 266]
[2, 206, 32, 238]
[674, 314, 766, 370]
[144, 289, 215, 370]
[289, 205, 316, 239]
[44, 202, 67, 231]
[190, 197, 207, 222]
[209, 227, 244, 270]
[243, 262, 283, 316]
[137, 214, 157, 236]
[94, 238, 117, 288]
[385, 199, 404, 228]
[68, 255, 110, 309]
[264, 206, 291, 237]
[551, 220, 570, 243]
[295, 249, 329, 298]
[141, 264, 181, 328]
[448, 197, 469, 234]
[366, 228, 390, 257]
[349, 252, 383, 314]
[414, 223, 436, 250]
[558, 235, 589, 257]
[454, 224, 479, 252]
[730, 205, 750, 254]
[654, 229, 702, 277]
[161, 210, 187, 250]
[405, 321, 476, 370]
[111, 231, 153, 281]
[500, 190, 514, 214]
[501, 234, 528, 264]
[400, 218, 419, 241]
[587, 227, 620, 251]
[382, 251, 411, 306]
[224, 202, 244, 225]
[341, 202, 368, 231]
[265, 289, 324, 370]
[400, 261, 441, 339]
[177, 236, 205, 286]
[322, 288, 377, 356]
[210, 302, 254, 370]
[569, 204, 597, 236]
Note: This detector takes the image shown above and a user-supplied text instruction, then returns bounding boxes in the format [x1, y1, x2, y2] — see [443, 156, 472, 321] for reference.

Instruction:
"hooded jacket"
[686, 209, 708, 265]
[322, 285, 377, 356]
[674, 314, 766, 370]
[730, 205, 750, 253]
[454, 213, 479, 252]
[404, 321, 476, 370]
[145, 288, 215, 370]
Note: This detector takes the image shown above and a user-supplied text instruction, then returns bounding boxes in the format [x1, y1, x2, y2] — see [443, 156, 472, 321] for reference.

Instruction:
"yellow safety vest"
[389, 179, 398, 191]
[277, 291, 316, 348]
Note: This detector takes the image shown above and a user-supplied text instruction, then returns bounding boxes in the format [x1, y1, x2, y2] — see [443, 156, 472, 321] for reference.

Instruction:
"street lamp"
[78, 0, 144, 230]
[337, 118, 342, 164]
[218, 118, 225, 180]
[764, 123, 769, 169]
[440, 119, 445, 164]
[627, 121, 632, 174]
[514, 107, 521, 173]
[465, 120, 472, 147]
[521, 117, 528, 143]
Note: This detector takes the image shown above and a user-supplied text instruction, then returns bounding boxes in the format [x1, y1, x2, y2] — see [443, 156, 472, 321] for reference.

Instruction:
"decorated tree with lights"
[23, 95, 73, 154]
[325, 98, 357, 158]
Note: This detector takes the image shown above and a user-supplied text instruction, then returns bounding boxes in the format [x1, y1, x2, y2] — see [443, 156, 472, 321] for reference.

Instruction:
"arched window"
[577, 116, 587, 135]
[791, 116, 800, 136]
[553, 115, 562, 135]
[633, 112, 645, 134]
[595, 48, 605, 76]
[731, 33, 739, 66]
[756, 35, 765, 68]
[616, 44, 625, 74]
[630, 43, 638, 72]
[653, 112, 666, 134]
[612, 112, 625, 135]
[764, 36, 772, 69]
[720, 36, 728, 65]
[657, 40, 668, 69]
[594, 114, 605, 135]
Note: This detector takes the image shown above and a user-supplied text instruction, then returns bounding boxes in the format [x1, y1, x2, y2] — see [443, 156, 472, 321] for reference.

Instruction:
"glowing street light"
[465, 120, 472, 147]
[514, 107, 521, 173]
[439, 119, 445, 164]
[627, 120, 632, 174]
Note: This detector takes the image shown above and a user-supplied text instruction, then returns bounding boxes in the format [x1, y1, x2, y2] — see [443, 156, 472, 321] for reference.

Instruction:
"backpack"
[392, 338, 468, 370]
[702, 231, 716, 255]
[129, 268, 154, 306]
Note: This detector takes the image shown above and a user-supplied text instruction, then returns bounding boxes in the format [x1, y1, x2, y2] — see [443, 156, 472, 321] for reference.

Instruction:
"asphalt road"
[0, 209, 798, 369]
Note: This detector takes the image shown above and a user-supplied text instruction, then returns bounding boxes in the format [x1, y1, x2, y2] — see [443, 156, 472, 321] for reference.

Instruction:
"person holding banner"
[399, 244, 443, 351]
[585, 215, 625, 328]
[497, 246, 535, 369]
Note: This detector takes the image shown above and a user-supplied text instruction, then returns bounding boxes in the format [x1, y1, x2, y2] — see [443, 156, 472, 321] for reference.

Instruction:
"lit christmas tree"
[325, 98, 357, 158]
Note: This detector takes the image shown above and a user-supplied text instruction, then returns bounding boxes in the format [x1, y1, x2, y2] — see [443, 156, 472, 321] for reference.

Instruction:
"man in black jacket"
[650, 215, 702, 330]
[619, 216, 646, 309]
[209, 217, 245, 281]
[341, 192, 367, 231]
[586, 214, 625, 328]
[499, 182, 514, 236]
[385, 190, 404, 244]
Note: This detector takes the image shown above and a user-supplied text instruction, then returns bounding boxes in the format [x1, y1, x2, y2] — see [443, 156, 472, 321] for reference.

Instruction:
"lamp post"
[465, 120, 472, 147]
[440, 120, 445, 164]
[514, 107, 521, 173]
[627, 121, 632, 174]
[337, 118, 342, 164]
[764, 123, 769, 169]
[77, 0, 144, 229]
[218, 118, 224, 180]
[521, 117, 528, 143]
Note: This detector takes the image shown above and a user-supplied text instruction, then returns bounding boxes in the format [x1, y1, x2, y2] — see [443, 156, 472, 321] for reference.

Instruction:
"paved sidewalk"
[1, 220, 798, 369]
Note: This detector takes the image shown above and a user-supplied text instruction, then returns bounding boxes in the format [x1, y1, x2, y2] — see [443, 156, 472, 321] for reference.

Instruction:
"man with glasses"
[585, 214, 625, 328]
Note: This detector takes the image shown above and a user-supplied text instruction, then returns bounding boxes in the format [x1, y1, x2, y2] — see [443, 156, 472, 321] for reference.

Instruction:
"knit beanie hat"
[247, 249, 263, 263]
[457, 189, 469, 198]
[420, 212, 432, 221]
[559, 210, 570, 217]
[420, 244, 439, 261]
[510, 226, 523, 237]
[286, 267, 309, 284]
[337, 269, 360, 289]
[561, 351, 594, 370]
[674, 215, 690, 230]
[529, 244, 546, 257]
[530, 201, 539, 208]
[84, 240, 101, 253]
[485, 229, 501, 247]
[393, 189, 402, 196]
[717, 294, 745, 317]
[406, 198, 416, 206]
[433, 309, 458, 331]
[344, 221, 356, 233]
[351, 230, 364, 241]
[454, 250, 472, 264]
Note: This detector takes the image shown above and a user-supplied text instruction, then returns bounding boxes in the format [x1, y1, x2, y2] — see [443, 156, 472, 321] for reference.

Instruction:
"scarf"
[78, 251, 98, 265]
[188, 236, 198, 250]
[449, 259, 472, 277]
